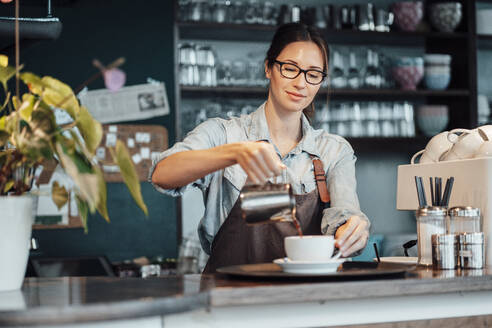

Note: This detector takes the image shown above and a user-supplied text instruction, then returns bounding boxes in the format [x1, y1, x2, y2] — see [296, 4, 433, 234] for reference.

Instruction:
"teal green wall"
[2, 0, 178, 262]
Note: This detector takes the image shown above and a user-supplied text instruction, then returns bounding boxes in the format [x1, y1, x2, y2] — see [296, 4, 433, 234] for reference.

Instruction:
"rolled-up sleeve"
[321, 141, 370, 236]
[148, 118, 226, 197]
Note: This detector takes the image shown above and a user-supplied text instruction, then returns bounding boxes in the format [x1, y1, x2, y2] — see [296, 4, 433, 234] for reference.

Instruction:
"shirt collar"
[246, 102, 320, 158]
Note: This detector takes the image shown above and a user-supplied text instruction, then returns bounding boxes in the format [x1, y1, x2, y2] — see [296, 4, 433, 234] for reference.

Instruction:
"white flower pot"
[0, 195, 33, 291]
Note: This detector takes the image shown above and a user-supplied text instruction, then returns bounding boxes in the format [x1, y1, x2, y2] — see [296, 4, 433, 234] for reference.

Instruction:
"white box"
[397, 158, 492, 266]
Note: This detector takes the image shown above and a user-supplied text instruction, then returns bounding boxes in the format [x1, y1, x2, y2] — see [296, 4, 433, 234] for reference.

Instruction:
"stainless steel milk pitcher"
[239, 183, 296, 224]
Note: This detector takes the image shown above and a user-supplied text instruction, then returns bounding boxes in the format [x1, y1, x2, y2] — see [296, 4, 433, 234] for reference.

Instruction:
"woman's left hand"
[335, 216, 369, 257]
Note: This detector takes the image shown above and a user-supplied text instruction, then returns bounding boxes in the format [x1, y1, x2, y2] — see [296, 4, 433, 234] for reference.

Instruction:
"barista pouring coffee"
[150, 23, 370, 273]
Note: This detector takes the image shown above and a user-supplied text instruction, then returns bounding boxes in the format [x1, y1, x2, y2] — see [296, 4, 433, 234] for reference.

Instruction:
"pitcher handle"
[411, 149, 425, 164]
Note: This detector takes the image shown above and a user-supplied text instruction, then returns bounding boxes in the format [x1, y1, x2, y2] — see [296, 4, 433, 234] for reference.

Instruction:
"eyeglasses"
[274, 60, 326, 85]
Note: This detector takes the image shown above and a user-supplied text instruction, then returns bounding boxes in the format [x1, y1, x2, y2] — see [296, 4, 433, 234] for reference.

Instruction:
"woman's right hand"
[235, 141, 286, 184]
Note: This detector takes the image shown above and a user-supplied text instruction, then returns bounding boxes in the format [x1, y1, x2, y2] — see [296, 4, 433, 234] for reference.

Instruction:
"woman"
[150, 23, 370, 273]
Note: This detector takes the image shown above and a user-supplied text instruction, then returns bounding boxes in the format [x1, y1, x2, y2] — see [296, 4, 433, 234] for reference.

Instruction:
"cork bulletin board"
[98, 124, 168, 182]
[32, 124, 168, 230]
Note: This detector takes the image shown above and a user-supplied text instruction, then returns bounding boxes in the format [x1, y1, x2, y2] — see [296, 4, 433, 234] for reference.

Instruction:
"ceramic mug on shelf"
[474, 141, 492, 158]
[441, 128, 486, 161]
[477, 125, 492, 141]
[410, 131, 456, 164]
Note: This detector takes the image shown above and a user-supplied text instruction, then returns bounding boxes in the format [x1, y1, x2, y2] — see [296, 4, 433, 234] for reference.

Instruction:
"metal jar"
[459, 232, 484, 269]
[431, 234, 458, 270]
[239, 183, 295, 225]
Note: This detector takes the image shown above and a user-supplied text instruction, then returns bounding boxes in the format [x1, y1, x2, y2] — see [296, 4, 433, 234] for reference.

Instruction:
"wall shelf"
[175, 0, 477, 144]
[181, 86, 470, 100]
[347, 136, 430, 153]
[178, 21, 467, 46]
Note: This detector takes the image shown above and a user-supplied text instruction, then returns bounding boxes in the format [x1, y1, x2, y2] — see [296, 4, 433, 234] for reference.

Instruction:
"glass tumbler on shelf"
[364, 49, 382, 88]
[217, 60, 232, 86]
[347, 52, 361, 89]
[212, 0, 230, 23]
[448, 206, 481, 234]
[231, 60, 247, 86]
[330, 50, 347, 89]
[416, 206, 447, 266]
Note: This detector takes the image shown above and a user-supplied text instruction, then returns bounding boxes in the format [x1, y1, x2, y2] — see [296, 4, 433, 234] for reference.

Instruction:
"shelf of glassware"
[346, 136, 430, 153]
[180, 86, 470, 99]
[178, 22, 468, 44]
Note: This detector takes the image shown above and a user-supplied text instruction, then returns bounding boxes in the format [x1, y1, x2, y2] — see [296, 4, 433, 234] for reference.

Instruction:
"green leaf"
[75, 195, 89, 233]
[30, 106, 56, 133]
[51, 181, 69, 210]
[0, 91, 10, 113]
[0, 65, 16, 86]
[55, 143, 99, 212]
[3, 180, 14, 193]
[41, 76, 80, 119]
[0, 131, 8, 147]
[94, 166, 109, 223]
[76, 106, 102, 154]
[18, 94, 36, 121]
[109, 140, 148, 216]
[0, 55, 8, 67]
[20, 72, 45, 95]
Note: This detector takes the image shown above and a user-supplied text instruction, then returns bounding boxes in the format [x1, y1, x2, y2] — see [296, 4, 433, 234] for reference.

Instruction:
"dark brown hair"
[265, 23, 329, 121]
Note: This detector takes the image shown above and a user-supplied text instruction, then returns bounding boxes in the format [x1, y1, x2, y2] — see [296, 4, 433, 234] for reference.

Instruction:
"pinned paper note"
[127, 138, 135, 148]
[135, 132, 150, 143]
[78, 83, 170, 124]
[140, 147, 150, 159]
[109, 125, 118, 133]
[105, 133, 117, 147]
[96, 147, 106, 160]
[132, 153, 142, 164]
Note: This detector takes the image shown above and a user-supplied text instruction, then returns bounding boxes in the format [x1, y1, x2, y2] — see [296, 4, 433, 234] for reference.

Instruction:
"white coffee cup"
[411, 131, 456, 164]
[441, 128, 486, 161]
[474, 140, 492, 158]
[284, 235, 337, 262]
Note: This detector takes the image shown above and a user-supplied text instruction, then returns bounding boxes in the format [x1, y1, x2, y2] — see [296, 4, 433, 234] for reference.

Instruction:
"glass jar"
[416, 206, 447, 266]
[448, 206, 481, 234]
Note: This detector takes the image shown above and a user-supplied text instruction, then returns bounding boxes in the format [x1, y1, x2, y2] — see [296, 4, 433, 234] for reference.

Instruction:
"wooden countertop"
[1, 265, 491, 326]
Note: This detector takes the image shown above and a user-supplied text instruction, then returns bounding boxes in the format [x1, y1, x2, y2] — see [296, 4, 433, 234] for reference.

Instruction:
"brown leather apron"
[203, 157, 330, 273]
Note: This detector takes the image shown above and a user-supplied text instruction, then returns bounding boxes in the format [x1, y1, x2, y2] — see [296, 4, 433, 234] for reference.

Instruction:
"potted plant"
[0, 55, 148, 291]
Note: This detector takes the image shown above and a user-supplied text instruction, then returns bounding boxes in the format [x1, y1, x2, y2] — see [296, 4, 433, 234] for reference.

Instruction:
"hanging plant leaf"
[0, 54, 8, 67]
[76, 106, 102, 154]
[55, 143, 99, 212]
[18, 94, 36, 121]
[51, 181, 69, 210]
[75, 194, 89, 233]
[109, 140, 148, 216]
[0, 64, 23, 87]
[41, 76, 80, 119]
[3, 180, 14, 194]
[94, 166, 109, 223]
[20, 72, 45, 95]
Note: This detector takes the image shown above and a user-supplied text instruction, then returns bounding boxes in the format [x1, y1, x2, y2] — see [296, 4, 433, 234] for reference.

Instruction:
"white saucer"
[273, 258, 347, 274]
[373, 257, 418, 265]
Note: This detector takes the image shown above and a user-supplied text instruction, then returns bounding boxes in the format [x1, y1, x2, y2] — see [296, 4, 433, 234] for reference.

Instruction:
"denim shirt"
[149, 103, 370, 254]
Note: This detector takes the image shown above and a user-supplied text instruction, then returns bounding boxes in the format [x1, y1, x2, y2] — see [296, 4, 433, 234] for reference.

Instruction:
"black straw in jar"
[429, 177, 435, 206]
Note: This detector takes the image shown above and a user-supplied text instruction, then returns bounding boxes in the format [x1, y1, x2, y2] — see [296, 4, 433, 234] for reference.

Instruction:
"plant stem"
[15, 0, 19, 101]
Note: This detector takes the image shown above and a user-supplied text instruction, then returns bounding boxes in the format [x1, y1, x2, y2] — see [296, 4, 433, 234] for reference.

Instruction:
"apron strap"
[311, 156, 331, 204]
